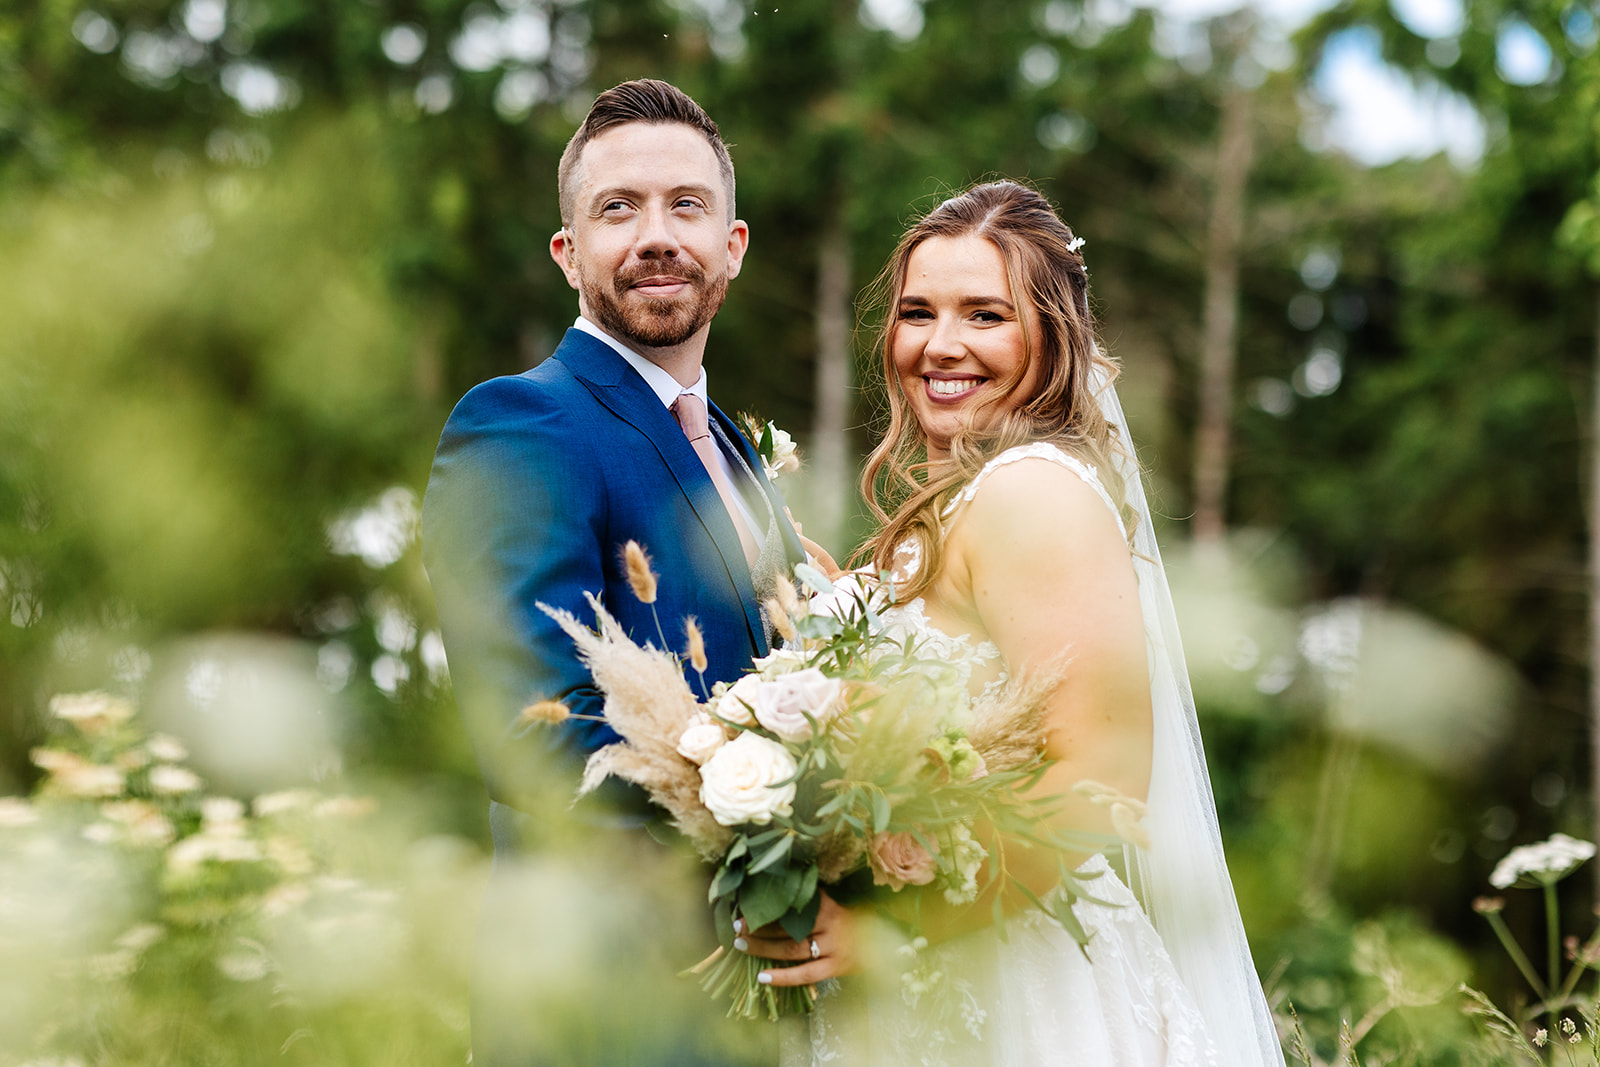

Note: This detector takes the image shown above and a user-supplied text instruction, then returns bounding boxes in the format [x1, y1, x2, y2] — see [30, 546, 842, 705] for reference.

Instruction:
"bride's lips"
[922, 374, 987, 404]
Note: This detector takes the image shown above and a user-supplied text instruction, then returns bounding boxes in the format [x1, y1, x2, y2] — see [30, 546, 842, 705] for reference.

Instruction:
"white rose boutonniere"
[698, 733, 797, 827]
[736, 413, 801, 482]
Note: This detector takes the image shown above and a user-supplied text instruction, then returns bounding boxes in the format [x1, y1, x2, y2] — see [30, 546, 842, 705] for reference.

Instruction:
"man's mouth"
[630, 276, 692, 296]
[619, 266, 701, 299]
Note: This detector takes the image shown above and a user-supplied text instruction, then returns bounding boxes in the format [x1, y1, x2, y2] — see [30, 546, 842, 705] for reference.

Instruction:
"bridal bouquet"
[535, 543, 1135, 1021]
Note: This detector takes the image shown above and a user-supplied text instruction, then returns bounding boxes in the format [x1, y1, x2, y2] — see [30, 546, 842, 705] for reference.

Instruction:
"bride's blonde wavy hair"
[859, 180, 1135, 600]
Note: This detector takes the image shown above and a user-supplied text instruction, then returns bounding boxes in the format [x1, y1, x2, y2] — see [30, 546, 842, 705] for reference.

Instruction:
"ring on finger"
[809, 937, 820, 960]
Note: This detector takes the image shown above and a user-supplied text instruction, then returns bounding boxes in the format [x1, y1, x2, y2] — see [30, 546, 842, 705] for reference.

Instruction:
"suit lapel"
[552, 331, 768, 650]
[710, 401, 805, 570]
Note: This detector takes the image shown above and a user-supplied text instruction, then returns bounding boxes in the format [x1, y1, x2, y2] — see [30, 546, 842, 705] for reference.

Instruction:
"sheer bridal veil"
[1095, 370, 1286, 1066]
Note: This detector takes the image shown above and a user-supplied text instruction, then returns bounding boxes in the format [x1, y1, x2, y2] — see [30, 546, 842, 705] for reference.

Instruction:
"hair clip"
[1066, 236, 1086, 254]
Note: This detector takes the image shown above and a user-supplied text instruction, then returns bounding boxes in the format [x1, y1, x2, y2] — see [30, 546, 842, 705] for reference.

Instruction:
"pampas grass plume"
[774, 573, 802, 619]
[765, 598, 797, 644]
[623, 540, 657, 604]
[685, 617, 708, 673]
[519, 700, 571, 726]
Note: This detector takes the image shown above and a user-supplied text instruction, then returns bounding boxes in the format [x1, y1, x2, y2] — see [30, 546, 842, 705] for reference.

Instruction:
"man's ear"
[724, 219, 750, 282]
[550, 227, 581, 291]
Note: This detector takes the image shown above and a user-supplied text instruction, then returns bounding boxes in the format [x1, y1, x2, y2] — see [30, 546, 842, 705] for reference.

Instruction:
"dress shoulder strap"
[941, 442, 1120, 526]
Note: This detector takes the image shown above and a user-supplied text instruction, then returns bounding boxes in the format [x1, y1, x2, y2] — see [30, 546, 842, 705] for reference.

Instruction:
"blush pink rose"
[868, 830, 939, 891]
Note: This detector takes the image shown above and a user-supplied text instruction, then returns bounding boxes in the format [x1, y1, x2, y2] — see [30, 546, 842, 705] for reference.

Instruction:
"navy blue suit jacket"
[423, 328, 804, 814]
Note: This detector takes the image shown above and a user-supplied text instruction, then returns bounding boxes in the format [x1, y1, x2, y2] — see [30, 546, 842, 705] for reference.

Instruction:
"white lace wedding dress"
[779, 443, 1221, 1067]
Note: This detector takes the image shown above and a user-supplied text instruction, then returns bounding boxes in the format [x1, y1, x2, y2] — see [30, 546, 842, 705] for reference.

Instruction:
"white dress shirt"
[571, 316, 766, 538]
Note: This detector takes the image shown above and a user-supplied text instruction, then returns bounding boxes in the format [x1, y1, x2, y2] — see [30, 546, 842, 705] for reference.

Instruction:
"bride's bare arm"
[888, 457, 1152, 939]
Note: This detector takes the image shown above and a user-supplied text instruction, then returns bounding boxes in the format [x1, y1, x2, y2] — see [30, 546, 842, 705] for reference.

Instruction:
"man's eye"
[674, 198, 704, 210]
[603, 201, 632, 213]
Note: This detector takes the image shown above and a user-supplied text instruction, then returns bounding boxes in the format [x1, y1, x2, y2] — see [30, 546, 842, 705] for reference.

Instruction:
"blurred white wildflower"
[115, 922, 166, 953]
[202, 796, 246, 826]
[1490, 833, 1597, 889]
[261, 881, 312, 917]
[31, 749, 126, 798]
[0, 797, 38, 827]
[102, 800, 176, 847]
[49, 691, 135, 734]
[145, 733, 188, 762]
[264, 835, 315, 876]
[166, 832, 263, 874]
[313, 795, 377, 819]
[254, 789, 316, 817]
[148, 764, 203, 795]
[216, 938, 271, 981]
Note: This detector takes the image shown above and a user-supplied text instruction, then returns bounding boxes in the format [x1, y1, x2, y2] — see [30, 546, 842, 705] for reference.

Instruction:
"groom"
[423, 79, 804, 1065]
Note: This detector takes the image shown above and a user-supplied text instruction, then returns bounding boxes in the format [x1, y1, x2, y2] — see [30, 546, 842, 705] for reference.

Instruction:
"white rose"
[676, 713, 728, 765]
[752, 647, 808, 674]
[698, 733, 797, 827]
[764, 428, 800, 478]
[752, 669, 841, 742]
[713, 674, 762, 727]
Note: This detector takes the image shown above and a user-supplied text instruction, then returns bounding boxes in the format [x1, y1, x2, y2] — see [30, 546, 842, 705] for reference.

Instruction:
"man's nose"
[633, 202, 681, 258]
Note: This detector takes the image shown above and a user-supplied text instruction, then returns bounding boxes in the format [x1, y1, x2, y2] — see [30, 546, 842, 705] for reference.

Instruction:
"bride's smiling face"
[892, 234, 1042, 462]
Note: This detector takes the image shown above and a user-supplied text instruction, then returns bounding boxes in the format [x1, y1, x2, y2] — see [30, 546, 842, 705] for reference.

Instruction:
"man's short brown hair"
[557, 79, 736, 227]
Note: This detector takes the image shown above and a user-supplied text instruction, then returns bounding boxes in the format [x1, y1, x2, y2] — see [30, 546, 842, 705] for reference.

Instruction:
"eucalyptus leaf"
[748, 833, 794, 875]
[872, 790, 891, 835]
[794, 562, 835, 595]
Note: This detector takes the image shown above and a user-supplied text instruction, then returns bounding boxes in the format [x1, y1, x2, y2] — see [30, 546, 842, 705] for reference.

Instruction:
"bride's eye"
[898, 307, 933, 322]
[972, 310, 1004, 323]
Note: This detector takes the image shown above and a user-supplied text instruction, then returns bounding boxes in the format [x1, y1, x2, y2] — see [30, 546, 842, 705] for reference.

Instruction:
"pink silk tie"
[671, 393, 762, 567]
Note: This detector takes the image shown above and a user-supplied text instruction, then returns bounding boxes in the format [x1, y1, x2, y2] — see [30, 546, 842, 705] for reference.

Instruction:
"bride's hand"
[784, 507, 844, 579]
[734, 890, 858, 986]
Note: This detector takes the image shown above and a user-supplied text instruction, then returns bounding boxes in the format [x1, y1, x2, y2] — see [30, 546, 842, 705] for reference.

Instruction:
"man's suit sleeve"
[422, 373, 618, 810]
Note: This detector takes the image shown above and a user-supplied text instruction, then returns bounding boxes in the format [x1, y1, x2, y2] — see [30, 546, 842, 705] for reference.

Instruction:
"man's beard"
[585, 261, 730, 350]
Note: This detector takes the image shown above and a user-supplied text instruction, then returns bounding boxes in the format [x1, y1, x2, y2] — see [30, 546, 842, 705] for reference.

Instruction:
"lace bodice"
[939, 441, 1120, 526]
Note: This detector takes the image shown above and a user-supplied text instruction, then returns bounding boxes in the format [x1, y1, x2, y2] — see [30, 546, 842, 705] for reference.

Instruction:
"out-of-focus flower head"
[49, 690, 135, 735]
[1490, 833, 1597, 889]
[31, 748, 126, 798]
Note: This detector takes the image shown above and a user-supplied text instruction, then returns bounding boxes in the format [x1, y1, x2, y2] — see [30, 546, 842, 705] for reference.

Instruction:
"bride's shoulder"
[945, 442, 1119, 530]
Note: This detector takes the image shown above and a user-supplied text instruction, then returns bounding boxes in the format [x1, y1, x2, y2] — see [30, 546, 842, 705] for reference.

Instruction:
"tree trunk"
[1191, 80, 1255, 545]
[809, 206, 853, 552]
[1590, 292, 1600, 908]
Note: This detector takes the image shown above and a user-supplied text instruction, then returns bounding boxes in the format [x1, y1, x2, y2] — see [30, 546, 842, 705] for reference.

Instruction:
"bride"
[738, 181, 1285, 1066]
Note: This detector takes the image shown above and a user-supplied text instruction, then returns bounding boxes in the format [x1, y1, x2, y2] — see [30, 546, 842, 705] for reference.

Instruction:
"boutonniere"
[736, 414, 801, 482]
